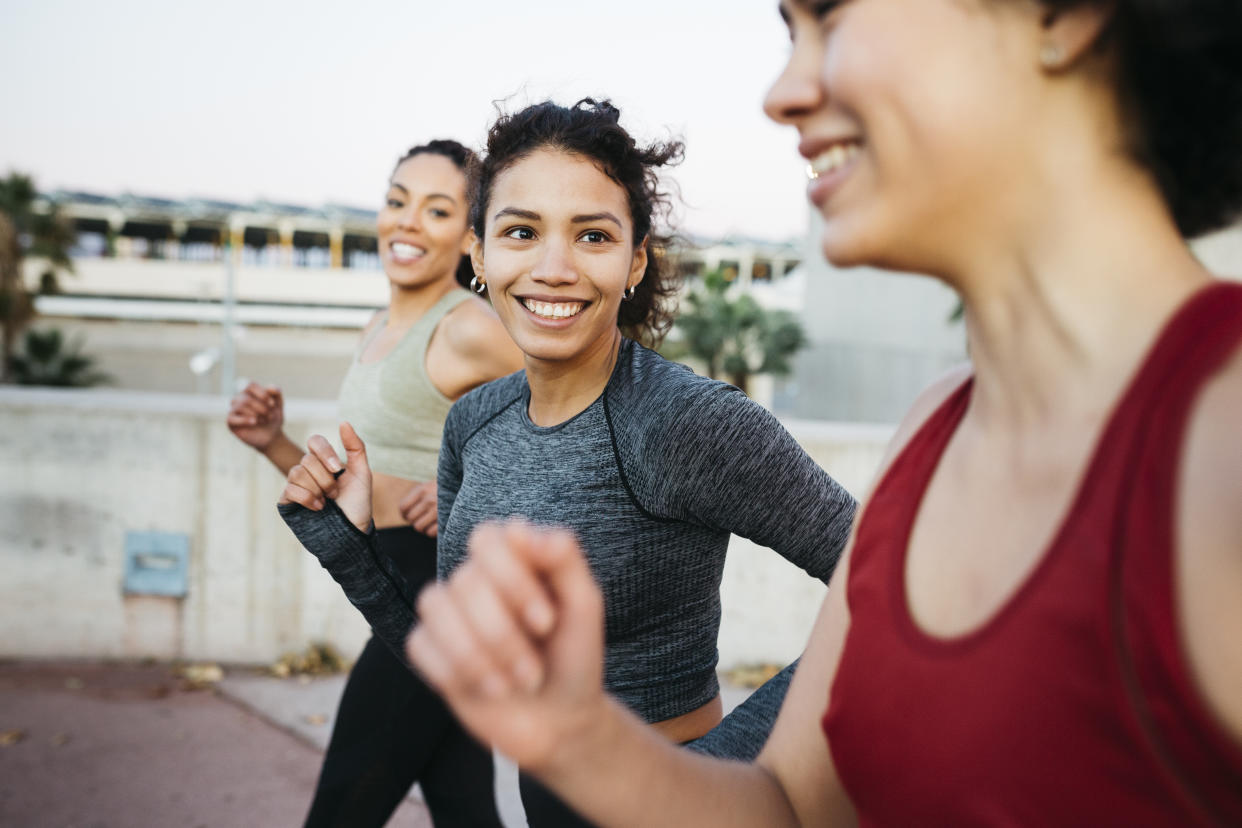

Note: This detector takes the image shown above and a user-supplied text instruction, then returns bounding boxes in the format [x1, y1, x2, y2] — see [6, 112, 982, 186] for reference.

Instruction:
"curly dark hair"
[1047, 0, 1242, 237]
[394, 139, 479, 288]
[470, 98, 684, 346]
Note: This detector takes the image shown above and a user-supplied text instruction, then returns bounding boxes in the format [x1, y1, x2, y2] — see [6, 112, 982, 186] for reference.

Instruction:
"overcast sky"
[1, 0, 812, 241]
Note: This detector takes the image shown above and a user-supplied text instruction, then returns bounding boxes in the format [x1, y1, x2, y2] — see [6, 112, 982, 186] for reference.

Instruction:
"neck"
[525, 329, 624, 427]
[385, 274, 459, 329]
[952, 164, 1210, 432]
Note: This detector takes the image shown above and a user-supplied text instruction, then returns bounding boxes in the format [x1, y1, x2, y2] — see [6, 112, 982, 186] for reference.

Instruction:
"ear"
[460, 228, 476, 257]
[469, 237, 485, 279]
[627, 236, 649, 291]
[1039, 1, 1116, 70]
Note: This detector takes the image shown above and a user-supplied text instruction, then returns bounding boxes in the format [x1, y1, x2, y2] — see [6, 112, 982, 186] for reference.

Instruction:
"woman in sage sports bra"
[226, 139, 522, 827]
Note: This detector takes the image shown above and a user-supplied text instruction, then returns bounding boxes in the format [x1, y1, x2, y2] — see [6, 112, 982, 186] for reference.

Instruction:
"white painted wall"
[0, 388, 888, 670]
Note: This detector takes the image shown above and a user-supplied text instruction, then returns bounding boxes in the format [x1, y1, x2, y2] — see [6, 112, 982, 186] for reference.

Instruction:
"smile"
[806, 141, 862, 180]
[520, 298, 586, 319]
[390, 242, 426, 262]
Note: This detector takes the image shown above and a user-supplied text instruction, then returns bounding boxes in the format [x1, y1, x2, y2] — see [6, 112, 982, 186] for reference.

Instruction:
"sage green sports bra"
[337, 289, 473, 482]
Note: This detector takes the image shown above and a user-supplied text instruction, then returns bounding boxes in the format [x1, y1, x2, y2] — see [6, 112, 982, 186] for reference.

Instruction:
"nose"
[763, 33, 824, 126]
[396, 204, 422, 232]
[530, 237, 579, 285]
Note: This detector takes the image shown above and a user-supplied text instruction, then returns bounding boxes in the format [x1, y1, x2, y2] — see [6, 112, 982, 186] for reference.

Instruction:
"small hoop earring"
[469, 275, 487, 294]
[623, 284, 637, 301]
[1040, 42, 1064, 69]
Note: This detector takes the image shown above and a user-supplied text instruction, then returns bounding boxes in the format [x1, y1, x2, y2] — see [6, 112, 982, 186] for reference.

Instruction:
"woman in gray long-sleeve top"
[279, 98, 857, 827]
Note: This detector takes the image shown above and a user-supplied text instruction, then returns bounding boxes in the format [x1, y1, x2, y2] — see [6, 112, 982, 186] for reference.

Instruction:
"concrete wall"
[0, 388, 889, 670]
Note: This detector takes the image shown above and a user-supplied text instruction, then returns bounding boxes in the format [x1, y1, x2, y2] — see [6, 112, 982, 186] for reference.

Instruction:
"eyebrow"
[492, 207, 624, 230]
[387, 182, 458, 205]
[493, 207, 540, 222]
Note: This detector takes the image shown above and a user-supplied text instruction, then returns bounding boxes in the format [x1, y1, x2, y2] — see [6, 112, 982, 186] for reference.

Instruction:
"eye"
[503, 226, 535, 241]
[385, 198, 403, 209]
[810, 0, 842, 19]
[429, 207, 451, 219]
[579, 230, 611, 244]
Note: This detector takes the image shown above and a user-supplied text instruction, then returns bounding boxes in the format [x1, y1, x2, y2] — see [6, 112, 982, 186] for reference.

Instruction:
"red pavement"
[0, 661, 431, 827]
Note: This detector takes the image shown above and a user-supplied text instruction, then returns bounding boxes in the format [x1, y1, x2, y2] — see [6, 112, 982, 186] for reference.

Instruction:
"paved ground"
[0, 661, 429, 828]
[1, 660, 753, 827]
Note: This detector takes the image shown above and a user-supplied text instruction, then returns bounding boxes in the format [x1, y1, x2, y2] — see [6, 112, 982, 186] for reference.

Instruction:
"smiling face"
[377, 152, 471, 291]
[765, 0, 1045, 275]
[472, 147, 647, 366]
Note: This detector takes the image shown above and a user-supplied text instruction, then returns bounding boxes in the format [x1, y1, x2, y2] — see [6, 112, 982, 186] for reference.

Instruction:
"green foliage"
[8, 327, 110, 388]
[671, 268, 807, 395]
[0, 172, 76, 382]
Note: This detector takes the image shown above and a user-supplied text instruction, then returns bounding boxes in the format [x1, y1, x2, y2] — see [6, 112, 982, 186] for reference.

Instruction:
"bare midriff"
[651, 694, 723, 744]
[371, 471, 425, 531]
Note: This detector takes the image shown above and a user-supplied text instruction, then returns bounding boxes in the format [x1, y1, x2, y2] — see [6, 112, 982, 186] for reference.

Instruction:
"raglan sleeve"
[650, 383, 857, 583]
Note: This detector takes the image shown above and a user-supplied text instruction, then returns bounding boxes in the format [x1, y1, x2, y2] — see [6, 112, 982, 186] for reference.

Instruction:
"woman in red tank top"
[396, 1, 1242, 825]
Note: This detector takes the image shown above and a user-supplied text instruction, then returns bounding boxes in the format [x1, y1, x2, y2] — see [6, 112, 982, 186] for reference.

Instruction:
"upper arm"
[756, 540, 857, 827]
[655, 387, 857, 581]
[751, 364, 975, 824]
[1176, 346, 1242, 743]
[435, 300, 524, 398]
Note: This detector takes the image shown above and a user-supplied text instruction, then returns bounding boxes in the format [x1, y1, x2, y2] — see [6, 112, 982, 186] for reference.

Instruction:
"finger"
[232, 398, 269, 424]
[509, 523, 601, 633]
[290, 456, 334, 499]
[450, 560, 546, 692]
[306, 434, 344, 475]
[407, 502, 437, 535]
[407, 620, 453, 691]
[268, 386, 284, 410]
[279, 480, 325, 510]
[397, 484, 425, 512]
[405, 498, 435, 524]
[339, 422, 369, 473]
[471, 523, 558, 638]
[416, 581, 514, 699]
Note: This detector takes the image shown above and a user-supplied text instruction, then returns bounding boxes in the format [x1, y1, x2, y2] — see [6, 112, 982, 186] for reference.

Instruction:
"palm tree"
[670, 268, 807, 396]
[8, 328, 110, 388]
[0, 173, 76, 383]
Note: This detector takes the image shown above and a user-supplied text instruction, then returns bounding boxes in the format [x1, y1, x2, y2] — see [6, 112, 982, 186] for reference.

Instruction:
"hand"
[399, 481, 439, 537]
[407, 521, 607, 771]
[278, 422, 373, 533]
[226, 383, 284, 451]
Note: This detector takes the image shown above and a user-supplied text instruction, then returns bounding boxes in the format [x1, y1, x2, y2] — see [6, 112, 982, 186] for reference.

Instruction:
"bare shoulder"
[442, 298, 516, 357]
[429, 297, 524, 395]
[1176, 339, 1242, 744]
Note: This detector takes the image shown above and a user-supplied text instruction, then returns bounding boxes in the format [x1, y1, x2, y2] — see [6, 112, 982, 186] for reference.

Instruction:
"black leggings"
[303, 526, 502, 828]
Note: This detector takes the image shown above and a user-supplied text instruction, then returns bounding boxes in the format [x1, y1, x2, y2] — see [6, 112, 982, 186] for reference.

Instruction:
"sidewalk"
[1, 661, 753, 827]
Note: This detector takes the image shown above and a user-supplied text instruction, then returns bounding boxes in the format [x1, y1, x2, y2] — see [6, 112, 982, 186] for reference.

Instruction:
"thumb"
[340, 422, 370, 472]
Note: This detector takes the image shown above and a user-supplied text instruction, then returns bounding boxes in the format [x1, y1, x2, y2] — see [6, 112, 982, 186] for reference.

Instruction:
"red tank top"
[824, 281, 1242, 826]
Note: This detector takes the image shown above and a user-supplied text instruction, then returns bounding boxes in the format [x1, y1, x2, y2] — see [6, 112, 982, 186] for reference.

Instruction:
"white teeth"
[521, 299, 585, 319]
[390, 242, 426, 260]
[806, 142, 862, 180]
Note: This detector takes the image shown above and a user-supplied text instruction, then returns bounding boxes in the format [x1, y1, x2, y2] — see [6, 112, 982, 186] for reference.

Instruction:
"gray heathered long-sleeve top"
[280, 339, 856, 758]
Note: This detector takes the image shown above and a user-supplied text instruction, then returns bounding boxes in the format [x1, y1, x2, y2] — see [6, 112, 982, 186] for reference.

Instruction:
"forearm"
[539, 697, 800, 828]
[277, 501, 417, 668]
[260, 432, 304, 477]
